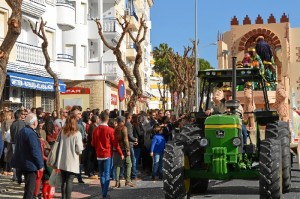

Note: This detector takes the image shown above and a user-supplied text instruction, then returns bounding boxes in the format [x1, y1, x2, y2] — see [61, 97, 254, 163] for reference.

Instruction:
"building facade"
[217, 13, 300, 134]
[0, 0, 153, 113]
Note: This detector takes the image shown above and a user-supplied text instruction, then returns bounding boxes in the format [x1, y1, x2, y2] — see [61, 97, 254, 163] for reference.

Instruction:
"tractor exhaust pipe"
[225, 55, 239, 114]
[232, 56, 237, 101]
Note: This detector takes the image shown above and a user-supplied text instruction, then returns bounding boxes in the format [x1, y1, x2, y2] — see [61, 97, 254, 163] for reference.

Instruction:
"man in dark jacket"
[10, 110, 26, 145]
[11, 113, 44, 199]
[255, 35, 273, 63]
[125, 113, 138, 180]
[10, 110, 26, 182]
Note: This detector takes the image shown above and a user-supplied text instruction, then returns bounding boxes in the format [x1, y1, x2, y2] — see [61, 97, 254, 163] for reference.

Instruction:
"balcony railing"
[30, 0, 45, 5]
[103, 19, 122, 33]
[57, 54, 74, 64]
[16, 42, 45, 66]
[103, 61, 123, 81]
[22, 0, 46, 18]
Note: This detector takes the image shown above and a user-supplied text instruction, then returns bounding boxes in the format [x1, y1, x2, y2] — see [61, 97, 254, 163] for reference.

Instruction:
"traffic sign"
[118, 80, 125, 102]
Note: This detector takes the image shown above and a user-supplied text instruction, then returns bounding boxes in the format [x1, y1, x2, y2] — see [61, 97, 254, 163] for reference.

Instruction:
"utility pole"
[195, 0, 199, 111]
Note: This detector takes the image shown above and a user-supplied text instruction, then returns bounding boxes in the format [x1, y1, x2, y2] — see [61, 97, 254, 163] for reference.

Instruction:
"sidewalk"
[0, 172, 163, 199]
[0, 174, 105, 198]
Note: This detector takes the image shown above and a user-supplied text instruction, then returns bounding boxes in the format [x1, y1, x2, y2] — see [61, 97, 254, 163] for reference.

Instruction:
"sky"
[150, 0, 300, 68]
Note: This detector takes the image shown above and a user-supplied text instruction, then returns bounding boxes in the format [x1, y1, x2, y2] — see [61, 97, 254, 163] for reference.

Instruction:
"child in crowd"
[150, 124, 166, 180]
[41, 148, 54, 199]
[34, 129, 53, 199]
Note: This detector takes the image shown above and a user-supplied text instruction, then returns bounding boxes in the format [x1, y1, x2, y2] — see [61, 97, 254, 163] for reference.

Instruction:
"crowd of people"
[0, 105, 188, 199]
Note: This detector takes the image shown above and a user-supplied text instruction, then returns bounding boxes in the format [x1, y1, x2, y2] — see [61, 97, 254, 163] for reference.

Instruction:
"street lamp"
[195, 0, 199, 111]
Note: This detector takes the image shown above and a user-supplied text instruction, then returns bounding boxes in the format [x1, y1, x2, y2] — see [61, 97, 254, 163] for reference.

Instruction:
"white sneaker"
[252, 161, 259, 168]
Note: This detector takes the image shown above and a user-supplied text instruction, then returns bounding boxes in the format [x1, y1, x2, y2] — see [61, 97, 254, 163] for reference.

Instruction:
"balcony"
[22, 0, 46, 18]
[56, 54, 76, 79]
[103, 19, 122, 45]
[16, 42, 45, 66]
[56, 54, 74, 65]
[126, 43, 137, 61]
[13, 42, 63, 77]
[103, 61, 123, 83]
[56, 0, 75, 31]
[126, 15, 139, 31]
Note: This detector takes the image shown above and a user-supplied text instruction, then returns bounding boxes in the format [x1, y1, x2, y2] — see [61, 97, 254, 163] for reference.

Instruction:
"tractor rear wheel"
[163, 143, 188, 199]
[177, 125, 208, 194]
[188, 139, 209, 194]
[265, 121, 291, 193]
[259, 138, 282, 199]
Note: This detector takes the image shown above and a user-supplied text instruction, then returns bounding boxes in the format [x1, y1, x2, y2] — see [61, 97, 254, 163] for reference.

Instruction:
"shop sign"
[111, 94, 118, 105]
[61, 87, 90, 94]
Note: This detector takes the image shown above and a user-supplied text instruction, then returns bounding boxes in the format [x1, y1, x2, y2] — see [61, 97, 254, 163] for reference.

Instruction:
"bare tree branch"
[29, 18, 60, 116]
[95, 14, 147, 113]
[95, 19, 115, 51]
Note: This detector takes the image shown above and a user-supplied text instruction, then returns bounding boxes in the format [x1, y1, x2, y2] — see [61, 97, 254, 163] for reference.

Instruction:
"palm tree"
[153, 43, 174, 109]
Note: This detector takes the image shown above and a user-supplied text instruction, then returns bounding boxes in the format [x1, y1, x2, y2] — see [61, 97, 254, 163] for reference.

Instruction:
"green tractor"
[163, 57, 291, 199]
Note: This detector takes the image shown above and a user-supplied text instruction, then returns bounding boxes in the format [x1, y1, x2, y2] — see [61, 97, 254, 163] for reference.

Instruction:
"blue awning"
[7, 72, 66, 92]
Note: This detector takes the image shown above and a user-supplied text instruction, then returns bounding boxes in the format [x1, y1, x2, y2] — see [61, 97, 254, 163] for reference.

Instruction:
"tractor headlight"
[205, 72, 211, 75]
[200, 138, 209, 147]
[232, 137, 241, 146]
[241, 71, 245, 75]
[211, 71, 216, 76]
[246, 70, 252, 74]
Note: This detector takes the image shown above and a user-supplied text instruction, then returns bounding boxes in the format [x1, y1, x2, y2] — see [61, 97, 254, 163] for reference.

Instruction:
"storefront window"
[21, 88, 34, 109]
[41, 92, 55, 113]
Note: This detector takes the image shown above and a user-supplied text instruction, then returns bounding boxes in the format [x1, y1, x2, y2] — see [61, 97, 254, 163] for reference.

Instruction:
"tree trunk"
[0, 0, 23, 101]
[29, 19, 60, 115]
[127, 94, 138, 114]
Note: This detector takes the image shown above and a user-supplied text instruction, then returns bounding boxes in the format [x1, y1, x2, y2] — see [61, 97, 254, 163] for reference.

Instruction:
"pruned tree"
[0, 0, 23, 101]
[95, 15, 147, 113]
[168, 43, 196, 114]
[29, 18, 60, 116]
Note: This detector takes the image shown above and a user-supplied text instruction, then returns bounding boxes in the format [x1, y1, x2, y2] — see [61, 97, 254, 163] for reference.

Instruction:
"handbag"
[47, 132, 62, 169]
[49, 169, 62, 187]
[4, 129, 11, 143]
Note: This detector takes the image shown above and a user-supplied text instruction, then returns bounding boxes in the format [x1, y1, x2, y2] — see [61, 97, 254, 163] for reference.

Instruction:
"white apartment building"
[0, 0, 153, 112]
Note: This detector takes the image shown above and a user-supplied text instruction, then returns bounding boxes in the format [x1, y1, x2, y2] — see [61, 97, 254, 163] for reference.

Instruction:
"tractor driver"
[205, 86, 248, 144]
[205, 87, 226, 115]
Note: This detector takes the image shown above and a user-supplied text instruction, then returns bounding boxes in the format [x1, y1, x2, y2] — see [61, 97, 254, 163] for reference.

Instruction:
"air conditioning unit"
[9, 87, 21, 103]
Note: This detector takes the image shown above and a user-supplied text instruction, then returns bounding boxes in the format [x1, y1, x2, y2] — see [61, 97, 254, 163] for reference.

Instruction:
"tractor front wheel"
[265, 121, 291, 193]
[259, 138, 282, 199]
[163, 143, 189, 199]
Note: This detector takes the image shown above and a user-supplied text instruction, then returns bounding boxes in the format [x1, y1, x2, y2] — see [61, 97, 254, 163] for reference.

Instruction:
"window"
[79, 45, 86, 67]
[21, 88, 34, 109]
[88, 40, 99, 61]
[45, 31, 54, 60]
[41, 91, 54, 113]
[65, 44, 76, 65]
[79, 3, 87, 25]
[0, 11, 7, 39]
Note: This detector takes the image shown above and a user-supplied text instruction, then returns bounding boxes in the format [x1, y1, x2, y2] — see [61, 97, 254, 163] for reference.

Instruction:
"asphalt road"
[100, 156, 300, 199]
[1, 158, 300, 199]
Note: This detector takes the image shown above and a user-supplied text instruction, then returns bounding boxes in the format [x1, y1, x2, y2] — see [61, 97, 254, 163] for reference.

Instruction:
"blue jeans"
[130, 147, 136, 179]
[98, 158, 112, 197]
[242, 124, 248, 144]
[152, 153, 163, 177]
[133, 148, 141, 176]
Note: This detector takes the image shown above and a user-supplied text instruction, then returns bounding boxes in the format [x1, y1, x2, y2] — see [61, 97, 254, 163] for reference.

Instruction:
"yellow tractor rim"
[184, 155, 190, 193]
